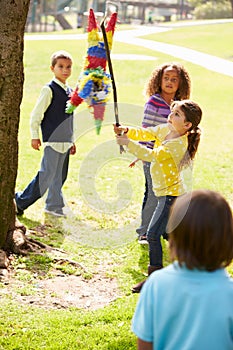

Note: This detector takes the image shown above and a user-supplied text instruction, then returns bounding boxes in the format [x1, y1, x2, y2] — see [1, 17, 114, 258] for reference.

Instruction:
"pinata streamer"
[100, 15, 124, 154]
[66, 8, 117, 135]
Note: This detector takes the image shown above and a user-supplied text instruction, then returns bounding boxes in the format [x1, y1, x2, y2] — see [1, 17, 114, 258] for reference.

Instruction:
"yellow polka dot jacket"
[127, 124, 189, 196]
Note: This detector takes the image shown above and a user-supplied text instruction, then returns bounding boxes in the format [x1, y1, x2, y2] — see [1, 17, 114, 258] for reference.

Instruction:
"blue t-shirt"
[132, 262, 233, 350]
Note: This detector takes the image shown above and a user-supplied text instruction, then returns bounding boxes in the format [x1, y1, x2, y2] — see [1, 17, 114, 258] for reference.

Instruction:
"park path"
[114, 20, 233, 78]
[25, 19, 233, 78]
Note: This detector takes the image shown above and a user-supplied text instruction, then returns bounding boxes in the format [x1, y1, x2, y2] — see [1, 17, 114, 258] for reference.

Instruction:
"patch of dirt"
[0, 224, 123, 310]
[0, 272, 121, 310]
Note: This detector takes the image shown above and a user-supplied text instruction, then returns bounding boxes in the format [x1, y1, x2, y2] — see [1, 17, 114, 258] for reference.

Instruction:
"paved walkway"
[114, 20, 233, 78]
[25, 19, 233, 78]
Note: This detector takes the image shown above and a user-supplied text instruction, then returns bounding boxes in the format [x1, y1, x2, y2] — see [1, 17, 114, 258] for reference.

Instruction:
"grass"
[141, 22, 233, 60]
[0, 297, 137, 350]
[1, 20, 233, 349]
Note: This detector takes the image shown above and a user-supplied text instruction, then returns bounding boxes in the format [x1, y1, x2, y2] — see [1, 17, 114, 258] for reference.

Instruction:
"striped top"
[141, 93, 171, 150]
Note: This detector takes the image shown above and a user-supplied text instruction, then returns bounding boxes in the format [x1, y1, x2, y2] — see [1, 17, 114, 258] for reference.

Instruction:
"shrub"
[193, 1, 232, 19]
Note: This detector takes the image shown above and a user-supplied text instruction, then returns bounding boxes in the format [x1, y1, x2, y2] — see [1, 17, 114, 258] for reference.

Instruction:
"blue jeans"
[15, 146, 70, 211]
[147, 195, 177, 268]
[136, 162, 158, 235]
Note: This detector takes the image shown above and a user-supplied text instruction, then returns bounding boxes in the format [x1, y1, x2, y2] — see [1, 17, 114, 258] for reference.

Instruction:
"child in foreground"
[114, 99, 202, 293]
[132, 189, 233, 350]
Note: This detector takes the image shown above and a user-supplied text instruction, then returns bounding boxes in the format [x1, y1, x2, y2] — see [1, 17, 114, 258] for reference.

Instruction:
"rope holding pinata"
[66, 9, 117, 134]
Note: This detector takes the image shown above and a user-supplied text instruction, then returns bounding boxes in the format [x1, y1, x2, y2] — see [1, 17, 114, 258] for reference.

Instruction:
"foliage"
[188, 0, 230, 6]
[193, 0, 232, 19]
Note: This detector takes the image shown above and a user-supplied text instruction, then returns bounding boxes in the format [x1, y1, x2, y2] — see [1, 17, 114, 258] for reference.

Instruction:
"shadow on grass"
[125, 243, 149, 284]
[13, 215, 79, 279]
[19, 214, 66, 248]
[138, 243, 149, 269]
[125, 239, 170, 286]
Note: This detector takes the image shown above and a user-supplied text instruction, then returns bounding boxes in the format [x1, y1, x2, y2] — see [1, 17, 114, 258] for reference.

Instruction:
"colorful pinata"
[66, 8, 117, 134]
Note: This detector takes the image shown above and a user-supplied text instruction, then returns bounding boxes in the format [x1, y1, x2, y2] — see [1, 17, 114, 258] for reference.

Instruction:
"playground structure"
[26, 0, 82, 32]
[25, 0, 193, 32]
[118, 0, 192, 24]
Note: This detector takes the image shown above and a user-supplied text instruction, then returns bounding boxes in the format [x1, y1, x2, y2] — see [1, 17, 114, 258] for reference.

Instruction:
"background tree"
[188, 0, 233, 18]
[230, 0, 233, 16]
[0, 1, 30, 254]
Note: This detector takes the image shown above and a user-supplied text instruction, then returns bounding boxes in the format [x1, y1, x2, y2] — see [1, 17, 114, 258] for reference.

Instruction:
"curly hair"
[144, 62, 191, 100]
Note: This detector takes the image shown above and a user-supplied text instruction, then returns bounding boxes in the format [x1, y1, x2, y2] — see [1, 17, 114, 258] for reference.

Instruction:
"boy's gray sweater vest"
[41, 81, 73, 143]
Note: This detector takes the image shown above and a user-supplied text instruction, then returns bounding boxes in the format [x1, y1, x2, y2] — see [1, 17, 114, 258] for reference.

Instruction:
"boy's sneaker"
[14, 197, 24, 216]
[44, 209, 66, 217]
[138, 234, 148, 244]
[16, 205, 24, 216]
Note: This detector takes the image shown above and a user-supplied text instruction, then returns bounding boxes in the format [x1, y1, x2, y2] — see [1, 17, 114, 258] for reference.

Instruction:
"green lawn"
[142, 22, 233, 60]
[1, 21, 233, 349]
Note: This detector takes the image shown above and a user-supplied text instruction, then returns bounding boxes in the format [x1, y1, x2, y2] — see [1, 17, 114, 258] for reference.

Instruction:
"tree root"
[4, 225, 42, 255]
[52, 258, 87, 273]
[0, 220, 88, 280]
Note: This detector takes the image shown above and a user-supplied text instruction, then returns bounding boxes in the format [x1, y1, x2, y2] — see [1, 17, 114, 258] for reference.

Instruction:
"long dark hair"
[171, 100, 202, 168]
[167, 190, 233, 271]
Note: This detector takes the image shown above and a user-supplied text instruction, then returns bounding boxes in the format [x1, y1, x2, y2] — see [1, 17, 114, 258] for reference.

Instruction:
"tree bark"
[0, 1, 30, 248]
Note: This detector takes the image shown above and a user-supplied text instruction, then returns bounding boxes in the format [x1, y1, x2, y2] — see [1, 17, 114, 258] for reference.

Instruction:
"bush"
[193, 1, 232, 19]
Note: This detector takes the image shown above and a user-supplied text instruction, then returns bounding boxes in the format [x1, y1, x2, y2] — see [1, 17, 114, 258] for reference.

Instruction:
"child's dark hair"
[50, 50, 73, 67]
[167, 189, 233, 271]
[145, 62, 191, 100]
[171, 99, 202, 168]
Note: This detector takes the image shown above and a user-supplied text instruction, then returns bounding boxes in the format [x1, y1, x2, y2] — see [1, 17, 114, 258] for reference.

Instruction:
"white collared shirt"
[30, 77, 73, 153]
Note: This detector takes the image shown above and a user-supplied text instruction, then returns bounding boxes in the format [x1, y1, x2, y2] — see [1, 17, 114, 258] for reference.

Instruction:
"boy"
[15, 50, 75, 217]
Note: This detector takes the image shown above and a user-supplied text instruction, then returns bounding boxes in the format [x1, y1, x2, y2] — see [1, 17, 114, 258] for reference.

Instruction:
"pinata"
[66, 8, 117, 134]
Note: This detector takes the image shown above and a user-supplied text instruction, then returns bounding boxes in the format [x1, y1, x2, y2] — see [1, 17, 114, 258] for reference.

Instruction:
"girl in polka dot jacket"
[114, 99, 202, 292]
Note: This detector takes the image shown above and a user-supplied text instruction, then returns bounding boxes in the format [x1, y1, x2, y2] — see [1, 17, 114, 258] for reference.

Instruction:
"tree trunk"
[0, 1, 30, 248]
